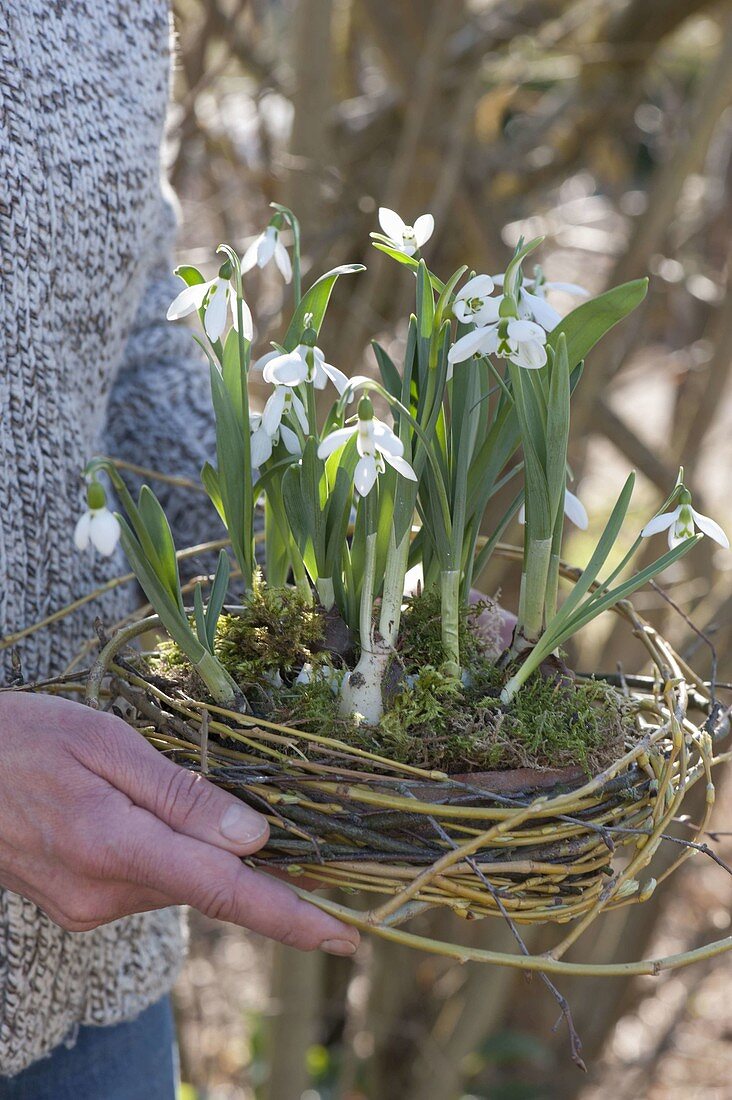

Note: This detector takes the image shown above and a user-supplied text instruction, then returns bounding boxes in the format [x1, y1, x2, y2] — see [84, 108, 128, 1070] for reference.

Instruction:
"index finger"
[108, 802, 360, 956]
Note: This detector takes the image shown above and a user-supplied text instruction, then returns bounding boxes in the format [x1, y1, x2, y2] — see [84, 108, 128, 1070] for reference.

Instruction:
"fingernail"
[320, 938, 358, 957]
[220, 804, 268, 844]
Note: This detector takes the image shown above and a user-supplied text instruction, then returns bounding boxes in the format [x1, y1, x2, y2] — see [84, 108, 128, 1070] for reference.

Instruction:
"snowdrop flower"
[519, 489, 588, 530]
[249, 386, 307, 467]
[453, 275, 500, 326]
[317, 396, 417, 497]
[241, 223, 292, 283]
[641, 488, 729, 550]
[263, 343, 350, 395]
[448, 317, 547, 370]
[377, 207, 434, 257]
[167, 262, 253, 343]
[493, 270, 588, 331]
[74, 482, 121, 557]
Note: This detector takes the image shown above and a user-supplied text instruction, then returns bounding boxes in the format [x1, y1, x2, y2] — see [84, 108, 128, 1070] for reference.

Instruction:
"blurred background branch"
[169, 1, 732, 1096]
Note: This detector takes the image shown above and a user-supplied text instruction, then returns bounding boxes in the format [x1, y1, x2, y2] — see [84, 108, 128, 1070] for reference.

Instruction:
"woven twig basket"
[8, 547, 731, 977]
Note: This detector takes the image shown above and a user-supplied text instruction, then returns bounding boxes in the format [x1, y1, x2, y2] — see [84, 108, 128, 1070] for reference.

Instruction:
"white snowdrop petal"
[263, 352, 307, 387]
[371, 420, 404, 458]
[262, 387, 287, 436]
[641, 510, 678, 537]
[522, 291, 561, 331]
[274, 240, 292, 283]
[472, 297, 501, 326]
[547, 282, 589, 297]
[460, 273, 494, 299]
[691, 509, 730, 549]
[413, 213, 434, 247]
[321, 362, 350, 395]
[512, 342, 547, 370]
[518, 503, 526, 525]
[354, 455, 378, 496]
[564, 489, 589, 530]
[257, 227, 277, 266]
[238, 297, 254, 340]
[279, 424, 301, 455]
[240, 236, 262, 274]
[252, 350, 280, 374]
[448, 326, 496, 365]
[508, 318, 546, 343]
[317, 426, 357, 459]
[166, 280, 209, 320]
[203, 282, 229, 342]
[90, 510, 121, 557]
[250, 427, 273, 468]
[291, 393, 309, 433]
[378, 207, 407, 242]
[382, 453, 417, 481]
[73, 511, 92, 551]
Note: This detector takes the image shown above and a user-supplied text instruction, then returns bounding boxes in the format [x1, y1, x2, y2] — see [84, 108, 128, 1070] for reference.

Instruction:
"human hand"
[0, 692, 359, 956]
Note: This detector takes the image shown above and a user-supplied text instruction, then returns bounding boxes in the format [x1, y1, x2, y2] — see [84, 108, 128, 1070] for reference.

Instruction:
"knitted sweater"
[0, 0, 218, 1075]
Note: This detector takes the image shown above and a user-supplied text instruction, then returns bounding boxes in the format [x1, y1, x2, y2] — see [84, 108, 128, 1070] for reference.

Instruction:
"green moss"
[147, 577, 634, 774]
[214, 571, 323, 681]
[397, 587, 501, 674]
[149, 571, 323, 696]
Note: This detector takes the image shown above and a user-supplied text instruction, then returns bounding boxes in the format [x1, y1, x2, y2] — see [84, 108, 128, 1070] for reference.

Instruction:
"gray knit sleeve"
[103, 185, 223, 560]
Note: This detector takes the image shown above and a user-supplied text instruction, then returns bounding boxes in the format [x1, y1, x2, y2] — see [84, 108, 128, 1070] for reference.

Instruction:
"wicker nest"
[8, 547, 730, 977]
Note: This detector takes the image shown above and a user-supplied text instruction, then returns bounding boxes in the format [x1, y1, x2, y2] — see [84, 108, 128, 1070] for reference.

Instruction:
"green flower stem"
[235, 292, 254, 589]
[316, 574, 335, 610]
[545, 510, 564, 622]
[520, 536, 553, 643]
[379, 527, 410, 647]
[305, 381, 318, 438]
[440, 568, 461, 677]
[359, 494, 378, 654]
[194, 649, 240, 706]
[340, 491, 388, 724]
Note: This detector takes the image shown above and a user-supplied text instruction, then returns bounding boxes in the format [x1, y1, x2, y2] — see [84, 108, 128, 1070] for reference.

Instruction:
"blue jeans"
[0, 997, 177, 1099]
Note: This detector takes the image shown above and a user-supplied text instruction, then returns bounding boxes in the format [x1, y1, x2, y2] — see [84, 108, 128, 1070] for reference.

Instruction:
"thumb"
[71, 707, 270, 856]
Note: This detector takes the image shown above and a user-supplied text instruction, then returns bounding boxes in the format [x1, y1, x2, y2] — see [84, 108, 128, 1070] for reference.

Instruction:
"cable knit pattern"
[0, 0, 219, 1075]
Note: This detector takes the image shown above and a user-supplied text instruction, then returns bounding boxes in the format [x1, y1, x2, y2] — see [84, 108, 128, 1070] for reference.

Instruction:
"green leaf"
[281, 463, 318, 580]
[282, 264, 365, 350]
[206, 549, 231, 649]
[222, 328, 245, 426]
[508, 363, 551, 538]
[201, 462, 225, 525]
[137, 485, 183, 613]
[416, 259, 435, 340]
[117, 517, 206, 665]
[501, 237, 543, 304]
[372, 341, 402, 398]
[435, 265, 468, 329]
[193, 583, 209, 651]
[545, 335, 570, 525]
[547, 278, 648, 371]
[370, 241, 446, 292]
[471, 490, 524, 582]
[209, 363, 251, 579]
[323, 443, 358, 574]
[546, 472, 636, 635]
[552, 537, 700, 652]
